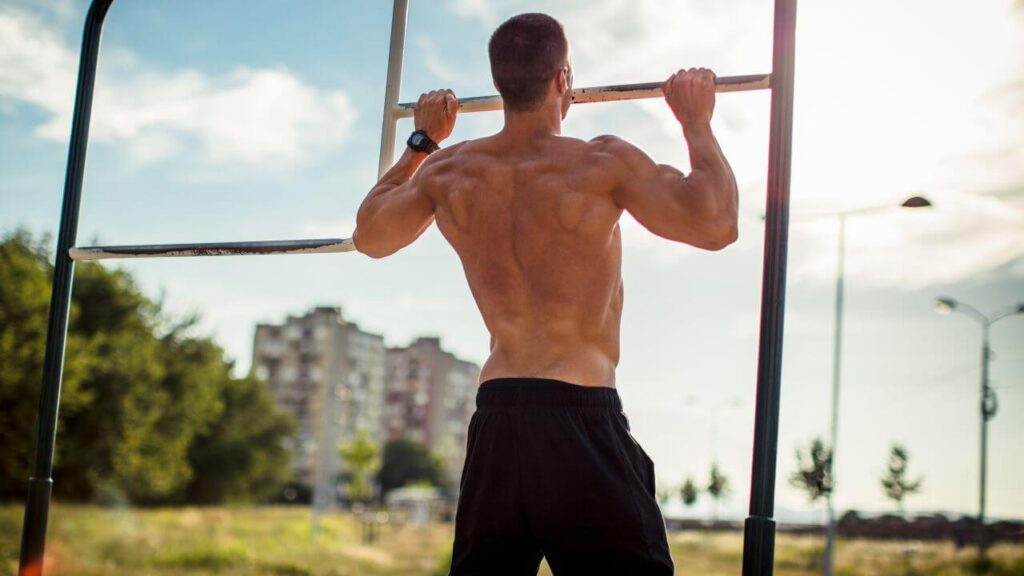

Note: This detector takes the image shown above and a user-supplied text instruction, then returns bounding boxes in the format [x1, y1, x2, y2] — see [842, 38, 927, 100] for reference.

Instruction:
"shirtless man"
[353, 13, 736, 576]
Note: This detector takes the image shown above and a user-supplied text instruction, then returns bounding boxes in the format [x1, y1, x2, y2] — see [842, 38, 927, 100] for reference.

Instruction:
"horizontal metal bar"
[394, 73, 770, 117]
[69, 238, 355, 261]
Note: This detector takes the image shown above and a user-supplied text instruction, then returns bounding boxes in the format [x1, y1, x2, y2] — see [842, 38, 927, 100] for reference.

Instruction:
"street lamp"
[933, 296, 1024, 555]
[794, 194, 932, 576]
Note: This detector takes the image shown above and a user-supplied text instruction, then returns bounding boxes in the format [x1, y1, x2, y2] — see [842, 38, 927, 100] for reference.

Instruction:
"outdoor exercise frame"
[18, 1, 797, 574]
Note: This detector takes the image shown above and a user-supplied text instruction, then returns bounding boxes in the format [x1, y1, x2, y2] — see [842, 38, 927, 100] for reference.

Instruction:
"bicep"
[354, 172, 435, 258]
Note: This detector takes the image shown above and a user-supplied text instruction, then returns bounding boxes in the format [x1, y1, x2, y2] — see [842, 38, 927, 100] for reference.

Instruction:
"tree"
[184, 373, 294, 504]
[376, 438, 448, 500]
[680, 477, 699, 508]
[55, 258, 222, 503]
[707, 463, 731, 521]
[339, 429, 382, 504]
[0, 230, 294, 504]
[790, 437, 835, 576]
[790, 437, 833, 502]
[881, 444, 922, 513]
[0, 231, 95, 499]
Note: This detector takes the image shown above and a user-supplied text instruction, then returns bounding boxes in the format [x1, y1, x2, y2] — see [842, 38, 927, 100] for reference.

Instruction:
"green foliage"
[881, 443, 923, 511]
[680, 477, 699, 507]
[707, 463, 730, 500]
[0, 230, 92, 500]
[790, 437, 834, 503]
[184, 374, 295, 504]
[0, 230, 294, 504]
[707, 463, 730, 521]
[339, 429, 382, 503]
[376, 438, 447, 499]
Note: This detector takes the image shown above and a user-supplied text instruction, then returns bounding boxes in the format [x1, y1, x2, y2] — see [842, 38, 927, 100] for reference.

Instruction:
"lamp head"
[901, 196, 932, 209]
[935, 297, 957, 315]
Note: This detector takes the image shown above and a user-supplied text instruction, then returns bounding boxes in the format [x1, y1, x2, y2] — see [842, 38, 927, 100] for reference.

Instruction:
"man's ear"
[555, 69, 569, 95]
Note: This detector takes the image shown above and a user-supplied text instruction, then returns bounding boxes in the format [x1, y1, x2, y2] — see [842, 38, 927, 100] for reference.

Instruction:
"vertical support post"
[743, 0, 797, 574]
[377, 0, 409, 178]
[18, 1, 113, 575]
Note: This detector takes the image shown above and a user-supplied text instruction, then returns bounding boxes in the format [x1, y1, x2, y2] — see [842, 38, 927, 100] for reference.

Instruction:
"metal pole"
[392, 74, 772, 117]
[978, 322, 990, 556]
[823, 215, 845, 576]
[19, 1, 113, 575]
[377, 0, 409, 179]
[743, 0, 797, 574]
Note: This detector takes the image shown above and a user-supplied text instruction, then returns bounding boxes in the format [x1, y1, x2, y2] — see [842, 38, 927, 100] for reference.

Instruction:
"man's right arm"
[599, 68, 738, 251]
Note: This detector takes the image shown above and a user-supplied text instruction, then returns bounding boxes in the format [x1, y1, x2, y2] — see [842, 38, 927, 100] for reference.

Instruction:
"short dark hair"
[488, 13, 568, 112]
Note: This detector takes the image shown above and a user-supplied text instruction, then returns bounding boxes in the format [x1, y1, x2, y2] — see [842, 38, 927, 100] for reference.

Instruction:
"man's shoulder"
[587, 134, 640, 155]
[418, 140, 472, 175]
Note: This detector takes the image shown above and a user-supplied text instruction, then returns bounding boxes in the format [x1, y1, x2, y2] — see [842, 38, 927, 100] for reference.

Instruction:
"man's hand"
[415, 89, 458, 143]
[662, 68, 716, 127]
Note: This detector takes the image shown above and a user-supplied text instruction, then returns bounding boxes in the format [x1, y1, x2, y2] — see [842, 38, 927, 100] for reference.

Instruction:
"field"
[1, 505, 1022, 575]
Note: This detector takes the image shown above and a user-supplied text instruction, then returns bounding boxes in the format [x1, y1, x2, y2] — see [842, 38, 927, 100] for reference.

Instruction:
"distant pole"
[979, 322, 990, 555]
[934, 297, 1024, 557]
[822, 214, 845, 576]
[789, 195, 931, 576]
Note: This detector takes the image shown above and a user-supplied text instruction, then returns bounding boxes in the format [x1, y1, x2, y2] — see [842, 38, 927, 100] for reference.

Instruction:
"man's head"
[488, 13, 572, 117]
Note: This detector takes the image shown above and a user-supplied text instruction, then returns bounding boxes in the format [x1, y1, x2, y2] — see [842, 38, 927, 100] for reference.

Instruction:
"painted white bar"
[377, 0, 409, 179]
[69, 238, 355, 261]
[393, 74, 771, 118]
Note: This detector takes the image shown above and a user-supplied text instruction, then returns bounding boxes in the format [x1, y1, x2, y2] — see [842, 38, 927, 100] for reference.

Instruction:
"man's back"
[420, 134, 625, 388]
[352, 11, 737, 572]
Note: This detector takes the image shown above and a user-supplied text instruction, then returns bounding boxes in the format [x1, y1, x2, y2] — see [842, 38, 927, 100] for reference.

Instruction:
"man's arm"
[353, 90, 458, 259]
[601, 68, 738, 251]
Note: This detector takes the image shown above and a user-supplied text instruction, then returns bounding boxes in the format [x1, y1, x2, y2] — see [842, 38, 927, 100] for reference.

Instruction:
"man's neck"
[499, 105, 563, 144]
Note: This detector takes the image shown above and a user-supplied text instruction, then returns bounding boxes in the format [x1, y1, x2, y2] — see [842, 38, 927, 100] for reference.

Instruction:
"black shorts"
[448, 377, 674, 575]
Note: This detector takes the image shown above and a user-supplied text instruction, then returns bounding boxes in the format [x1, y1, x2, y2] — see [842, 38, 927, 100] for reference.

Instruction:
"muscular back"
[355, 71, 736, 390]
[420, 135, 625, 388]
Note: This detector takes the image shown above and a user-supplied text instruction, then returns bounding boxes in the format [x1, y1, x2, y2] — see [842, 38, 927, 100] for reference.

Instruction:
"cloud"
[789, 190, 1024, 289]
[442, 0, 1024, 286]
[417, 35, 464, 84]
[0, 7, 357, 170]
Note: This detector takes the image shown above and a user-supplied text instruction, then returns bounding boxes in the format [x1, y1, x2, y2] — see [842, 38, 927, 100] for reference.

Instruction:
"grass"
[1, 505, 1021, 575]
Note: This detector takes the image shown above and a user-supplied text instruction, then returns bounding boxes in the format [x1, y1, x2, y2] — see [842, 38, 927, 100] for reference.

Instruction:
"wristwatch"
[407, 129, 440, 154]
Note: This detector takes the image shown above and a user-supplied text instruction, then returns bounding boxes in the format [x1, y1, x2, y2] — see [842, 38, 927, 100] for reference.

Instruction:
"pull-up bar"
[20, 1, 798, 575]
[67, 74, 769, 262]
[69, 238, 354, 261]
[393, 74, 771, 117]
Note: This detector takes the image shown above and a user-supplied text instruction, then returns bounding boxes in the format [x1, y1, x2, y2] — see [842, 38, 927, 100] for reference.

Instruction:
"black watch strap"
[407, 129, 440, 154]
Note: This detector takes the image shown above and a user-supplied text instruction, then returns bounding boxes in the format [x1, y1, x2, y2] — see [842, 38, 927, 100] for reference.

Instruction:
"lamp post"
[794, 195, 932, 576]
[934, 297, 1024, 555]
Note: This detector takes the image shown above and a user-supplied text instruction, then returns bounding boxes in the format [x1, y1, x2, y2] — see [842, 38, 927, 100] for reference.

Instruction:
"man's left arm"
[353, 89, 457, 259]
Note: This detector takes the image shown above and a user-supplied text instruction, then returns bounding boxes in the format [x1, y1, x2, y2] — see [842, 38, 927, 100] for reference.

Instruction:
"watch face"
[411, 133, 426, 146]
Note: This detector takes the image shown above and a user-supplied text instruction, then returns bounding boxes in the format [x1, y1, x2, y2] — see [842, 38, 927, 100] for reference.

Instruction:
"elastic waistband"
[476, 377, 622, 411]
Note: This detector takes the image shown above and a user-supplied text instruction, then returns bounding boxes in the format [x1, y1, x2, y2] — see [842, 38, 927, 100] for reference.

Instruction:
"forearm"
[358, 148, 429, 220]
[681, 122, 738, 221]
[369, 148, 429, 197]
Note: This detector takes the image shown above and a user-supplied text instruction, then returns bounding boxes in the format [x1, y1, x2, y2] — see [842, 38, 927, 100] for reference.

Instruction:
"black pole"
[742, 0, 797, 575]
[18, 1, 113, 575]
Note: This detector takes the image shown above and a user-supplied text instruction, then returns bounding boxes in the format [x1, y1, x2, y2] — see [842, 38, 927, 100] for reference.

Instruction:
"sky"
[2, 0, 1023, 522]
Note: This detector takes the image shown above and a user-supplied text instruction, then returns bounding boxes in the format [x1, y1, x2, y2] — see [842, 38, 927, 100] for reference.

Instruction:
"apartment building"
[384, 336, 480, 492]
[251, 307, 386, 494]
[252, 308, 480, 499]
